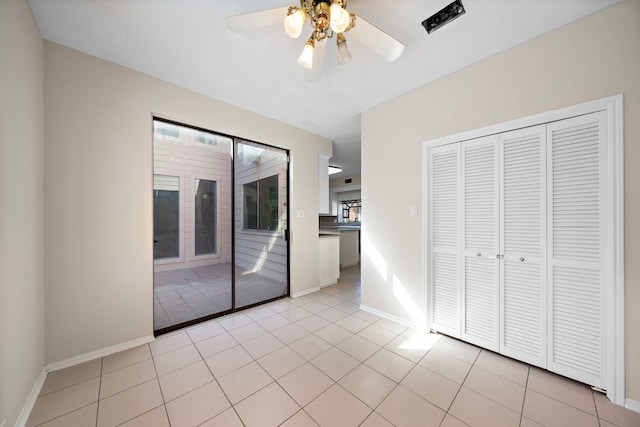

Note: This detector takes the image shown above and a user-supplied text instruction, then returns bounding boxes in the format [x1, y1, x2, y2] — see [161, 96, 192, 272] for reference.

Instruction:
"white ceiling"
[28, 0, 618, 177]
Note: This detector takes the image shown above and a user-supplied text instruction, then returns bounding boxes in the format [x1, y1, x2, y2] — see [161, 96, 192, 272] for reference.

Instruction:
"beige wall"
[0, 0, 45, 424]
[330, 174, 361, 189]
[361, 0, 640, 402]
[44, 42, 331, 364]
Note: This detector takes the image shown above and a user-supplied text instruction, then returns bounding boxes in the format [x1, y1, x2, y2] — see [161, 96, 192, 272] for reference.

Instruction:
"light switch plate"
[410, 206, 418, 217]
[296, 209, 305, 218]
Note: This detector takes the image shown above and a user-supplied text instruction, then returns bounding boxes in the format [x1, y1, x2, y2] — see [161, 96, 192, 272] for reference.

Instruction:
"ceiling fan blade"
[348, 16, 405, 62]
[226, 6, 289, 32]
[305, 38, 327, 83]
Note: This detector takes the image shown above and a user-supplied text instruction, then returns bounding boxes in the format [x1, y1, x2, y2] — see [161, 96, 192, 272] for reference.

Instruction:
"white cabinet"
[427, 112, 611, 389]
[319, 235, 339, 287]
[339, 230, 360, 267]
[318, 155, 330, 214]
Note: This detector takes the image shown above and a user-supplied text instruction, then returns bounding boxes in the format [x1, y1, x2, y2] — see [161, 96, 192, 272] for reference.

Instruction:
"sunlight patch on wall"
[392, 274, 426, 330]
[362, 234, 388, 280]
[246, 231, 280, 273]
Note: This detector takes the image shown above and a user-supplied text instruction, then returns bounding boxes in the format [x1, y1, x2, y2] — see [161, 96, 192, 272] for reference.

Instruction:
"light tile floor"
[29, 265, 640, 427]
[154, 263, 287, 330]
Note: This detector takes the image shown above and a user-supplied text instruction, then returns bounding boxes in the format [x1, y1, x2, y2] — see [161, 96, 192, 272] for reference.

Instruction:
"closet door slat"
[429, 144, 461, 336]
[461, 136, 500, 351]
[499, 126, 547, 368]
[547, 111, 606, 389]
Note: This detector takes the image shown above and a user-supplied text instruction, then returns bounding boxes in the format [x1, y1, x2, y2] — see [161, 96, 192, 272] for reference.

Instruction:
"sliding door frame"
[152, 116, 291, 336]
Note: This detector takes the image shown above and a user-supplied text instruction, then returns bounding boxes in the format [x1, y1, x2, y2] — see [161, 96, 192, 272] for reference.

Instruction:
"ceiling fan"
[226, 0, 405, 82]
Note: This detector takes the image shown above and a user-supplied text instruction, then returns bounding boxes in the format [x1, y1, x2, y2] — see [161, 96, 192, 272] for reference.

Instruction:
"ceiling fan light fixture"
[297, 37, 315, 69]
[329, 1, 350, 33]
[336, 33, 352, 65]
[284, 7, 306, 38]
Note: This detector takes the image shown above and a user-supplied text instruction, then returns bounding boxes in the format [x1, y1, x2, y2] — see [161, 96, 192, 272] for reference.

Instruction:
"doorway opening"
[153, 118, 289, 334]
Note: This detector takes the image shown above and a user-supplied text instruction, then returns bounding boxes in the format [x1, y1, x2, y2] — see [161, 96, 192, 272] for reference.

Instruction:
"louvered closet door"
[499, 126, 547, 368]
[461, 136, 500, 351]
[429, 144, 461, 337]
[547, 112, 606, 388]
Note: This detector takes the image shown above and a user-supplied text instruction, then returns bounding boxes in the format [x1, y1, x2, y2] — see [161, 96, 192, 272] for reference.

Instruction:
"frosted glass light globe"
[284, 9, 306, 39]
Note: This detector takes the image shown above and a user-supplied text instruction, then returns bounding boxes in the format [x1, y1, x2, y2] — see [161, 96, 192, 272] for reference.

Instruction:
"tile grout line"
[228, 291, 379, 426]
[95, 356, 103, 427]
[348, 336, 413, 425]
[518, 365, 531, 427]
[437, 343, 481, 426]
[592, 388, 603, 427]
[526, 372, 605, 420]
[350, 312, 438, 425]
[227, 316, 327, 423]
[184, 326, 243, 427]
[145, 342, 173, 427]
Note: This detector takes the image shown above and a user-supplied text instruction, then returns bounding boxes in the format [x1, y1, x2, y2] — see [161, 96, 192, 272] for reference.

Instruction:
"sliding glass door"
[234, 139, 289, 309]
[153, 119, 289, 333]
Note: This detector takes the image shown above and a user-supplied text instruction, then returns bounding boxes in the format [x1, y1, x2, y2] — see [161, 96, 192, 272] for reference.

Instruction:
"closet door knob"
[519, 257, 525, 262]
[477, 252, 481, 257]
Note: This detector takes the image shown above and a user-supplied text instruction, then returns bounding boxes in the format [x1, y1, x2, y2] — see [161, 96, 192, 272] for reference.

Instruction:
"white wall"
[44, 41, 331, 364]
[0, 0, 45, 424]
[361, 0, 640, 402]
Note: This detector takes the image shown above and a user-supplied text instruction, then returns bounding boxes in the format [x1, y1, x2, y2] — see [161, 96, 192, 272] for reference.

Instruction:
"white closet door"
[547, 111, 606, 388]
[461, 136, 500, 350]
[499, 126, 547, 368]
[429, 144, 461, 336]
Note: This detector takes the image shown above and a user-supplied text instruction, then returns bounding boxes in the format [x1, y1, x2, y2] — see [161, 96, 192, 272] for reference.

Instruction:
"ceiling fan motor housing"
[314, 2, 330, 38]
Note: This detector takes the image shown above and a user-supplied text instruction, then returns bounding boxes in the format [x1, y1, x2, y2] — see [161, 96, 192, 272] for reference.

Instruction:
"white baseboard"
[359, 304, 423, 330]
[626, 398, 640, 414]
[291, 287, 321, 299]
[319, 280, 337, 288]
[14, 367, 48, 427]
[45, 335, 155, 373]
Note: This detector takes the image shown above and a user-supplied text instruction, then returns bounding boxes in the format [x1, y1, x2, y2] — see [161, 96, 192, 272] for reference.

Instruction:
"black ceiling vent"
[422, 0, 466, 34]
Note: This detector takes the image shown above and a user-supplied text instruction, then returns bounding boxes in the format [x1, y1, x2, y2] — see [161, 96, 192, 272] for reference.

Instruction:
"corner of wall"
[0, 0, 46, 425]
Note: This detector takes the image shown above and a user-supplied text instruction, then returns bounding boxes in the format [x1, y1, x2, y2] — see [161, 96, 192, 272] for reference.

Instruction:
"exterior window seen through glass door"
[194, 178, 217, 255]
[243, 174, 278, 231]
[153, 174, 180, 259]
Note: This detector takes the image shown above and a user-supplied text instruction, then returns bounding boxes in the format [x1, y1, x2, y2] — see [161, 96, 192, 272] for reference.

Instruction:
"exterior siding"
[234, 143, 288, 283]
[153, 129, 232, 272]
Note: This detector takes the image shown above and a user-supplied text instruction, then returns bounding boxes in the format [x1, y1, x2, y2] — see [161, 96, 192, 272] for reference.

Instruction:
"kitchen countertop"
[319, 225, 361, 237]
[319, 232, 340, 237]
[319, 226, 361, 231]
